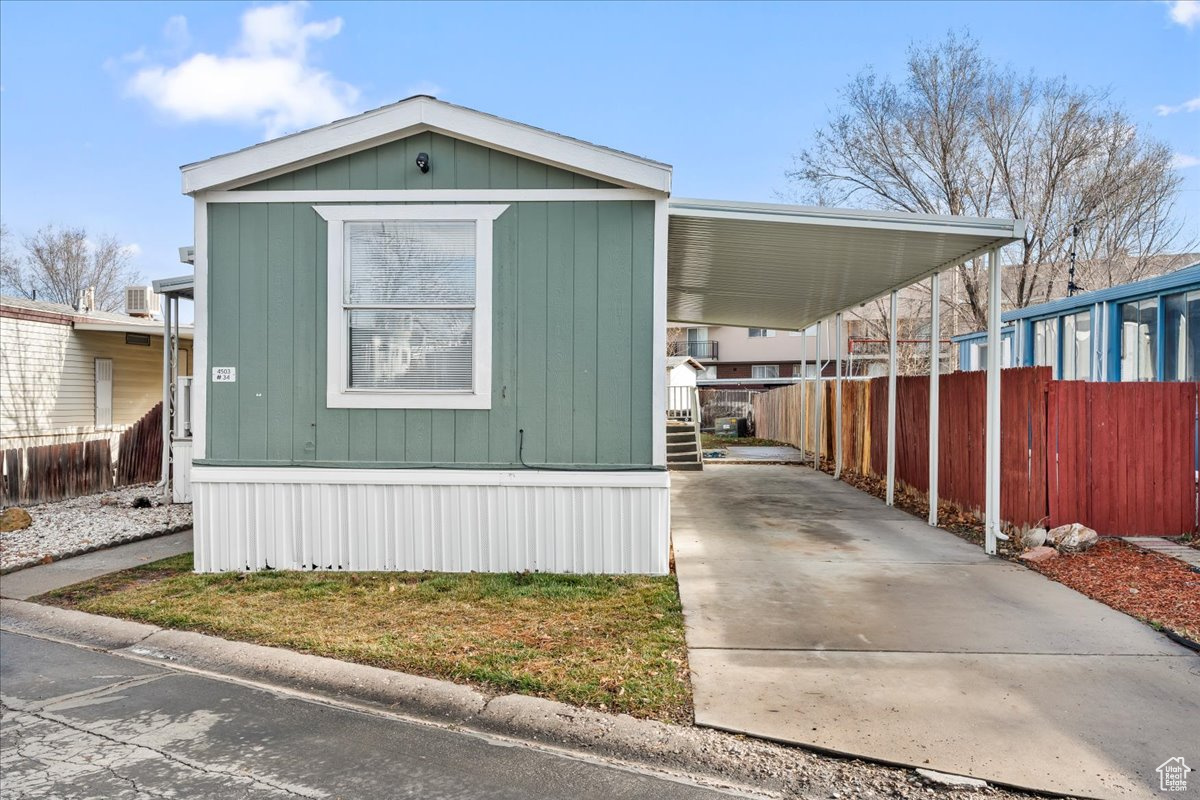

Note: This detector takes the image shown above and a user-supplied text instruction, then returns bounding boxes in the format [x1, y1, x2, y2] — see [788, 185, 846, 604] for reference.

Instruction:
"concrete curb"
[0, 599, 759, 792]
[120, 628, 489, 725]
[0, 598, 159, 650]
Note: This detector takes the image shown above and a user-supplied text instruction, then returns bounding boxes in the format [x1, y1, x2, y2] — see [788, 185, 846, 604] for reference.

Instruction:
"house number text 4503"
[212, 367, 237, 383]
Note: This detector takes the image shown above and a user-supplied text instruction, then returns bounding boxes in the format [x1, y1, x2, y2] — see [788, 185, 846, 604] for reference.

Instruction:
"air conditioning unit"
[125, 286, 161, 317]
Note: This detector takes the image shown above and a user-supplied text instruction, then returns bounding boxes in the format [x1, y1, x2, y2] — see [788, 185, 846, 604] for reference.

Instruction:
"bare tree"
[0, 224, 18, 291]
[789, 32, 1185, 330]
[1, 226, 142, 312]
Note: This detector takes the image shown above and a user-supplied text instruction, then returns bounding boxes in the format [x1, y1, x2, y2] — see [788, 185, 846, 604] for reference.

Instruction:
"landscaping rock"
[0, 508, 33, 533]
[0, 484, 191, 572]
[1047, 523, 1098, 553]
[1019, 546, 1059, 563]
[1021, 527, 1047, 549]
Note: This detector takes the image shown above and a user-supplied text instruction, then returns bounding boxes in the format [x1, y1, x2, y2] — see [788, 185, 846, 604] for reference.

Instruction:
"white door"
[95, 358, 113, 429]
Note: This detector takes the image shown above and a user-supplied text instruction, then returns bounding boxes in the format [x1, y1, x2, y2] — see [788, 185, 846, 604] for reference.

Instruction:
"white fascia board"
[182, 97, 672, 194]
[74, 321, 195, 338]
[191, 465, 670, 489]
[669, 197, 1025, 241]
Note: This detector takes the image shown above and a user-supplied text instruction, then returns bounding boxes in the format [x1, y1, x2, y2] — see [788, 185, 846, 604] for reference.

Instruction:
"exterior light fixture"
[415, 152, 430, 173]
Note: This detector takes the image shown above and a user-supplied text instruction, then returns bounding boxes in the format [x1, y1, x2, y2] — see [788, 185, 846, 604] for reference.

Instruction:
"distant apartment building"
[669, 311, 945, 388]
[668, 324, 842, 388]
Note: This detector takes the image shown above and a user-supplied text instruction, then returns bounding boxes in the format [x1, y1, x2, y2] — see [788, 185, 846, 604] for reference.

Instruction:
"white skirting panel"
[171, 440, 193, 503]
[191, 467, 671, 575]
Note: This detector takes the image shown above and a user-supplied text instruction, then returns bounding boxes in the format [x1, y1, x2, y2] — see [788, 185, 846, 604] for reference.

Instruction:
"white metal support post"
[799, 326, 808, 456]
[885, 290, 899, 506]
[834, 312, 844, 479]
[984, 248, 1003, 554]
[813, 320, 823, 470]
[160, 296, 173, 501]
[928, 272, 941, 526]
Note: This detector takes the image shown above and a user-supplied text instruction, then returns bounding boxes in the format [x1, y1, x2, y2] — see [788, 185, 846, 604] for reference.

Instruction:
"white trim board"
[191, 465, 670, 489]
[315, 204, 505, 410]
[182, 96, 672, 195]
[191, 196, 209, 460]
[205, 189, 661, 204]
[652, 198, 668, 467]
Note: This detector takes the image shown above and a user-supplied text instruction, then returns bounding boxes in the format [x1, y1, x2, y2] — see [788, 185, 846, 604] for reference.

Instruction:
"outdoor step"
[667, 451, 700, 462]
[668, 461, 703, 471]
[666, 429, 697, 439]
[667, 441, 697, 453]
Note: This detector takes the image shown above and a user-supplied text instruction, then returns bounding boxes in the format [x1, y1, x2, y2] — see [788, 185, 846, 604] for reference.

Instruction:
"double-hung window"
[751, 364, 780, 379]
[316, 205, 508, 409]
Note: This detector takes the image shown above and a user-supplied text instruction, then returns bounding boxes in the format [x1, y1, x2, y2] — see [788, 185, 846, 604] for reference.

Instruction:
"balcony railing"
[669, 339, 719, 359]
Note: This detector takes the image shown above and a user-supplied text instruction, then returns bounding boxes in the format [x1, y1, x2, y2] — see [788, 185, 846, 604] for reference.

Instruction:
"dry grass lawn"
[41, 554, 692, 722]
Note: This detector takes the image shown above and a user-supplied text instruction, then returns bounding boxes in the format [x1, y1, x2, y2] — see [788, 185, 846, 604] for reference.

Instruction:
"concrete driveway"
[672, 464, 1200, 800]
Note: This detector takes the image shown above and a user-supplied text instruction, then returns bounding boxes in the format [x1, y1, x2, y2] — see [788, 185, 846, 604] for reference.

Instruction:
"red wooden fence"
[860, 368, 1050, 525]
[754, 369, 1200, 535]
[1048, 381, 1198, 535]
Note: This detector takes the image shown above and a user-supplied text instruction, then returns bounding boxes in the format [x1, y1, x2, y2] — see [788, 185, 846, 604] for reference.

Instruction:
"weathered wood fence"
[753, 370, 1200, 536]
[116, 403, 163, 486]
[1, 403, 163, 506]
[0, 440, 113, 506]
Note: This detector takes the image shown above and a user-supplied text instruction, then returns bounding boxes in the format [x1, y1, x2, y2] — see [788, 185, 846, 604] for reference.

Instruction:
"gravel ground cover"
[0, 484, 191, 572]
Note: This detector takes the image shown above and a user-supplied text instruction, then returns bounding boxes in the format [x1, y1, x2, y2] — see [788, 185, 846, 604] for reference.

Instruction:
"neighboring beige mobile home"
[0, 296, 192, 450]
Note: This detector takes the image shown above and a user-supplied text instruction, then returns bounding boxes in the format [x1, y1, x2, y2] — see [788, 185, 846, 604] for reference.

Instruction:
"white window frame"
[315, 204, 508, 409]
[748, 328, 775, 338]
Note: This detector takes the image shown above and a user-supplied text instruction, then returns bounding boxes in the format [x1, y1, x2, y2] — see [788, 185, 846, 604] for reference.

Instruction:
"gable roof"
[181, 96, 672, 195]
[666, 356, 705, 371]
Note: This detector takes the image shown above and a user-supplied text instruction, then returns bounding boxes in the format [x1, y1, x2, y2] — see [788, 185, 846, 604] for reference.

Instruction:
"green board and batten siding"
[204, 133, 656, 469]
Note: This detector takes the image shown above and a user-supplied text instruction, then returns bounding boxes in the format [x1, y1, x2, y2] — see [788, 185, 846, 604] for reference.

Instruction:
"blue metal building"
[953, 262, 1200, 381]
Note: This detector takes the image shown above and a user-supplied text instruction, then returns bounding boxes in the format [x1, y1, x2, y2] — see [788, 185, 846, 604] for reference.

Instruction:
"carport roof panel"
[667, 198, 1024, 330]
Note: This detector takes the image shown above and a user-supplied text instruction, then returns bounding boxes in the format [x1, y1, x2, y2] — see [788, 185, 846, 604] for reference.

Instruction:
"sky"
[1, 0, 1198, 308]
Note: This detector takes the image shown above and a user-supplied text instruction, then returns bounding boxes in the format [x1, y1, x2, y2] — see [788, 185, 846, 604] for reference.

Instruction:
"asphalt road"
[0, 632, 748, 800]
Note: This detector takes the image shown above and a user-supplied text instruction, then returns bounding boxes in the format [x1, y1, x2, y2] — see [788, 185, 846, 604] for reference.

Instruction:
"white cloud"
[126, 2, 359, 139]
[1154, 96, 1200, 115]
[1167, 0, 1200, 28]
[1171, 153, 1200, 169]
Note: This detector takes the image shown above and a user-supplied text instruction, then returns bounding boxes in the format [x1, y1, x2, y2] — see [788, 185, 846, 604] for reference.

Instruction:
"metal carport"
[666, 198, 1026, 552]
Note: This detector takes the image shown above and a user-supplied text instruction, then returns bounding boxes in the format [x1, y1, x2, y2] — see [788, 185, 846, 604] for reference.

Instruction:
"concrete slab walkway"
[0, 529, 193, 600]
[672, 465, 1200, 800]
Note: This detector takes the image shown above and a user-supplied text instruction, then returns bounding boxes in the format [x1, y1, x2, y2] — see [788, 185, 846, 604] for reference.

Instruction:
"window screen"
[343, 221, 476, 391]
